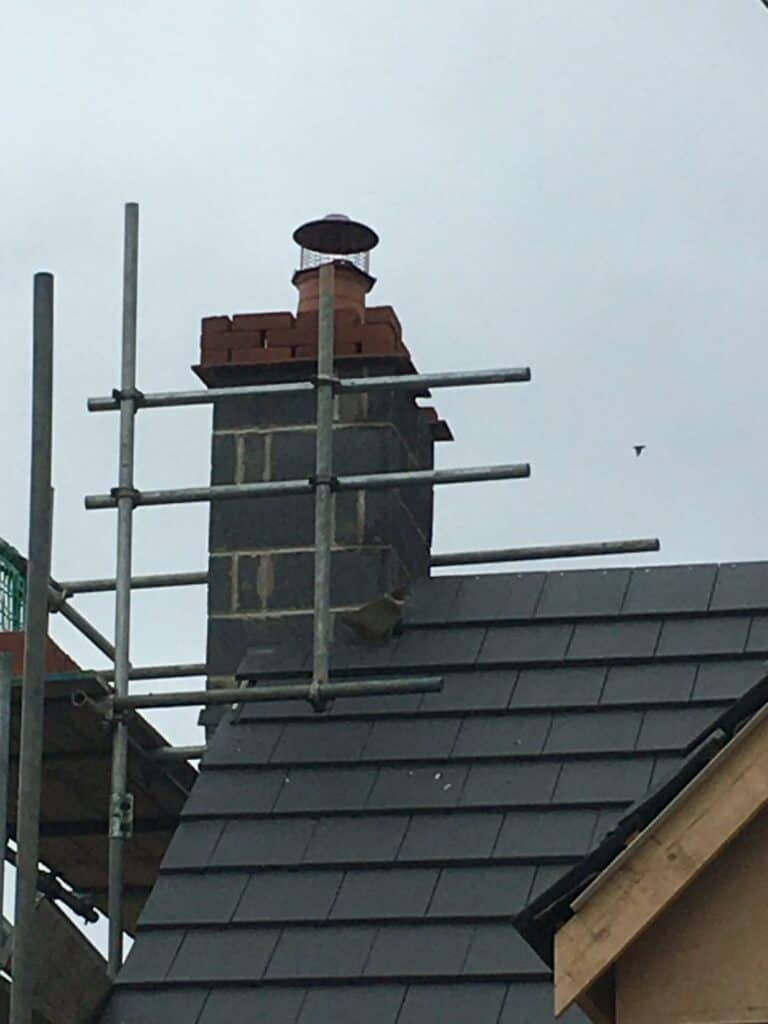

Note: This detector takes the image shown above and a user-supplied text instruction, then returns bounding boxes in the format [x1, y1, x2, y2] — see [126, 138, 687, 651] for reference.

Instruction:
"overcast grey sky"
[2, 1, 768, 745]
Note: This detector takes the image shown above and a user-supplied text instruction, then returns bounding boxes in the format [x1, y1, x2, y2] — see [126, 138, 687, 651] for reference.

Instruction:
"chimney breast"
[196, 218, 450, 694]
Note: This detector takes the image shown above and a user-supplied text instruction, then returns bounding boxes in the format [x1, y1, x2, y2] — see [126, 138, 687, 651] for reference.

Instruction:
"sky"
[2, 0, 768, 760]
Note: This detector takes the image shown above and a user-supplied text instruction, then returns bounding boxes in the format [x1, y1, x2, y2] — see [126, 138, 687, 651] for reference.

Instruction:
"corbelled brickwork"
[195, 305, 411, 379]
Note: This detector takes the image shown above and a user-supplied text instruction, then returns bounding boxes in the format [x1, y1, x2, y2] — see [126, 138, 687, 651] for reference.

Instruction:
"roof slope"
[102, 561, 768, 1024]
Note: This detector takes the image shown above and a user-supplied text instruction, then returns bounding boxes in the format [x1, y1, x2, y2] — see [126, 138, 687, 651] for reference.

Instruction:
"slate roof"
[101, 561, 768, 1024]
[515, 664, 768, 963]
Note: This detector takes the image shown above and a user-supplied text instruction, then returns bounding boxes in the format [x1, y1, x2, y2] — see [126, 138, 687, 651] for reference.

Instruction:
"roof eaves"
[515, 662, 768, 964]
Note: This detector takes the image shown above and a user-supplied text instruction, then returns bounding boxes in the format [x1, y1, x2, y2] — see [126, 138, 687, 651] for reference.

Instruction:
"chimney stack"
[194, 216, 450, 690]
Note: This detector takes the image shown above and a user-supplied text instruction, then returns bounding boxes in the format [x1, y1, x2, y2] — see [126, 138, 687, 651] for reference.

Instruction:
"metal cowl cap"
[293, 213, 379, 256]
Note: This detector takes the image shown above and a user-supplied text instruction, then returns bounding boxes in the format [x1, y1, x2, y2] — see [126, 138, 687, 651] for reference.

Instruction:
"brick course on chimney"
[196, 256, 449, 689]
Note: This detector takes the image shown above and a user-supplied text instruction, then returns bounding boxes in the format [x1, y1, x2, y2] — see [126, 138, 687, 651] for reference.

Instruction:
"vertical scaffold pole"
[308, 262, 335, 712]
[107, 202, 139, 977]
[11, 272, 55, 1024]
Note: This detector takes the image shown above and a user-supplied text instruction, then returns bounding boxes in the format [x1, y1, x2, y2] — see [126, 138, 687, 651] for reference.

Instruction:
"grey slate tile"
[602, 663, 697, 704]
[182, 768, 283, 817]
[368, 765, 468, 810]
[593, 806, 627, 840]
[363, 719, 461, 762]
[623, 564, 717, 615]
[118, 928, 186, 983]
[270, 721, 372, 765]
[450, 573, 547, 622]
[462, 761, 560, 808]
[275, 767, 378, 813]
[710, 562, 768, 611]
[161, 819, 225, 870]
[234, 869, 343, 922]
[544, 711, 642, 754]
[649, 755, 686, 789]
[747, 615, 768, 652]
[326, 691, 424, 717]
[453, 714, 552, 758]
[464, 924, 547, 976]
[365, 923, 474, 977]
[168, 926, 281, 982]
[388, 626, 487, 668]
[398, 983, 507, 1024]
[267, 925, 376, 979]
[479, 624, 574, 665]
[656, 616, 750, 657]
[304, 815, 409, 864]
[512, 667, 606, 708]
[329, 638, 398, 675]
[419, 670, 516, 712]
[553, 757, 654, 803]
[693, 658, 763, 699]
[536, 569, 630, 618]
[140, 871, 249, 926]
[528, 865, 572, 903]
[428, 865, 535, 917]
[398, 812, 503, 861]
[404, 576, 462, 624]
[566, 620, 661, 661]
[204, 721, 283, 766]
[499, 981, 590, 1023]
[637, 706, 720, 751]
[494, 810, 598, 858]
[200, 987, 306, 1024]
[331, 867, 439, 919]
[298, 985, 405, 1024]
[102, 990, 209, 1024]
[211, 818, 316, 868]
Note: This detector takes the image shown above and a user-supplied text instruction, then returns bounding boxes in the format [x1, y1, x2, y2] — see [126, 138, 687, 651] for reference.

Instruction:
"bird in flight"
[633, 445, 646, 457]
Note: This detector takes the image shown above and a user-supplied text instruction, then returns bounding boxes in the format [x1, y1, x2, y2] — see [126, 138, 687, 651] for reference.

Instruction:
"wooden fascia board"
[554, 704, 768, 1017]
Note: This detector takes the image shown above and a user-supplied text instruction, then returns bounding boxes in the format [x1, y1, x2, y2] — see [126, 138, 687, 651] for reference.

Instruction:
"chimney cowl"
[293, 213, 378, 275]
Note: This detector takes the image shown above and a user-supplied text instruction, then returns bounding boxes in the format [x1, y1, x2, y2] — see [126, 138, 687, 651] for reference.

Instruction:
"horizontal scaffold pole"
[73, 676, 443, 715]
[57, 570, 208, 595]
[87, 366, 531, 412]
[53, 538, 661, 595]
[431, 537, 661, 567]
[84, 463, 531, 510]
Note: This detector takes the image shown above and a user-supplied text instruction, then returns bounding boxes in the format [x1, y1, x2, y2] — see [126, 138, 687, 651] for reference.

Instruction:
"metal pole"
[84, 463, 531, 510]
[431, 537, 662, 567]
[86, 366, 531, 412]
[11, 272, 54, 1024]
[0, 654, 12, 922]
[309, 262, 335, 711]
[97, 661, 207, 683]
[144, 745, 206, 762]
[338, 464, 530, 492]
[48, 585, 116, 660]
[72, 675, 444, 714]
[56, 570, 208, 595]
[107, 202, 139, 977]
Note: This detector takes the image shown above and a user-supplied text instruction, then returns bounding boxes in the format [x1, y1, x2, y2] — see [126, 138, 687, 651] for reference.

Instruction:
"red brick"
[201, 315, 232, 336]
[295, 344, 318, 359]
[227, 330, 265, 349]
[360, 337, 398, 356]
[231, 312, 294, 332]
[201, 335, 236, 356]
[421, 406, 439, 423]
[365, 305, 402, 341]
[229, 346, 294, 365]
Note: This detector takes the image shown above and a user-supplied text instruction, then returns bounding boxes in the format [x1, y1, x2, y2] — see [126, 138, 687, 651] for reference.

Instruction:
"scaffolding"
[0, 542, 26, 632]
[8, 205, 661, 1023]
